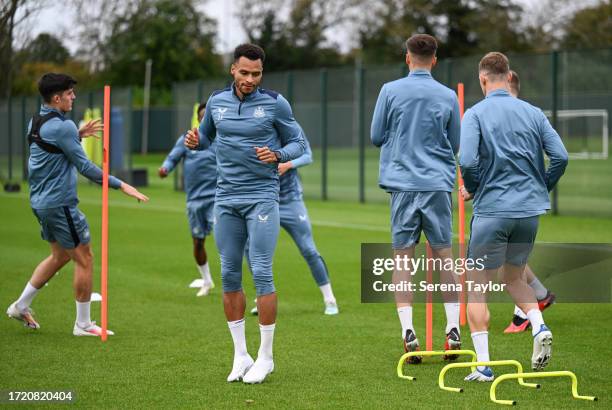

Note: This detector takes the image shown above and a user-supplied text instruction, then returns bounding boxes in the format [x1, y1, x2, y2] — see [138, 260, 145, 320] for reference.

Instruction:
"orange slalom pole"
[425, 243, 433, 351]
[101, 86, 110, 341]
[457, 83, 467, 327]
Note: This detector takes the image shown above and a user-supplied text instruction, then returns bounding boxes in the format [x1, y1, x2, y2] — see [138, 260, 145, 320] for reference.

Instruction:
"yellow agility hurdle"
[490, 370, 598, 406]
[397, 350, 477, 381]
[438, 360, 540, 393]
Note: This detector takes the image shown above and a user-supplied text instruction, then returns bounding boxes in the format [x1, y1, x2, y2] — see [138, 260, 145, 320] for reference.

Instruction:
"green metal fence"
[171, 48, 612, 216]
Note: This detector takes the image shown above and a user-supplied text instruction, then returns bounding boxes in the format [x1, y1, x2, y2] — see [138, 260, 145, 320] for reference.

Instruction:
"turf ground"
[0, 155, 611, 409]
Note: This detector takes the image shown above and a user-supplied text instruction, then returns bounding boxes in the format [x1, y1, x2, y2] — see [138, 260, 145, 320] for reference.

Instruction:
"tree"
[562, 0, 612, 49]
[101, 0, 223, 93]
[238, 0, 359, 71]
[0, 0, 48, 98]
[18, 32, 70, 64]
[358, 0, 531, 64]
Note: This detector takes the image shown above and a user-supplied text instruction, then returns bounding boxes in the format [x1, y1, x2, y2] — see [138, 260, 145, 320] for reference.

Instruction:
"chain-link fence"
[172, 48, 612, 216]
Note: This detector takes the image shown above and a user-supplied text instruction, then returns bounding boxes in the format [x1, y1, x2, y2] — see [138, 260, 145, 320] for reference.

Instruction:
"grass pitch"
[0, 157, 610, 409]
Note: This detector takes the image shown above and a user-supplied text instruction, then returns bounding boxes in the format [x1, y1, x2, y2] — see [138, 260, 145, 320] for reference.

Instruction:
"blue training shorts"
[186, 199, 214, 239]
[32, 206, 91, 249]
[468, 215, 539, 270]
[390, 191, 452, 249]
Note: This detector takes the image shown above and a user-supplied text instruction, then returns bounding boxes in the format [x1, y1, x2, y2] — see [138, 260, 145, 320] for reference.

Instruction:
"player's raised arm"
[458, 109, 482, 194]
[160, 134, 188, 177]
[370, 84, 389, 147]
[538, 111, 569, 192]
[273, 94, 305, 162]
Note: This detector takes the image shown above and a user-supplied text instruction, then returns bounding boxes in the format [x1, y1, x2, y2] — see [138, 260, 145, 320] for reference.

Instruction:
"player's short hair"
[38, 73, 77, 103]
[234, 43, 265, 63]
[197, 102, 206, 113]
[509, 70, 520, 95]
[479, 52, 510, 80]
[405, 34, 437, 59]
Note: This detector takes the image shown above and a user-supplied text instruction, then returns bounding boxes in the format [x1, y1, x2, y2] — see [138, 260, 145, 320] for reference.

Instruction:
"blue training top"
[28, 105, 122, 210]
[459, 88, 569, 217]
[279, 131, 312, 203]
[161, 134, 217, 202]
[371, 69, 461, 193]
[197, 84, 305, 203]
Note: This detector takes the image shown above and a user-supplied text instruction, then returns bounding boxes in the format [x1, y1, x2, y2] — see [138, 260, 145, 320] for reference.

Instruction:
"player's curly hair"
[234, 43, 266, 63]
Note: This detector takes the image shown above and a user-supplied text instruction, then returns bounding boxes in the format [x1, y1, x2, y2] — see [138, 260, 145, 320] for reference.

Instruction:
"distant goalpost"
[543, 109, 609, 160]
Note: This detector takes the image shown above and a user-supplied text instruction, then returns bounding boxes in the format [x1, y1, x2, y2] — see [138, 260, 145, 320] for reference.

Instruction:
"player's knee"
[74, 245, 94, 268]
[52, 252, 71, 266]
[221, 272, 242, 293]
[252, 268, 275, 296]
[254, 277, 275, 297]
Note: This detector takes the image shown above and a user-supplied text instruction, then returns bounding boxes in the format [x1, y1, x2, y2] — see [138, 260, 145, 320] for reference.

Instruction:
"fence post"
[197, 80, 203, 104]
[8, 95, 12, 181]
[551, 50, 559, 215]
[172, 85, 179, 192]
[21, 96, 27, 181]
[287, 71, 294, 105]
[357, 64, 365, 203]
[320, 68, 328, 201]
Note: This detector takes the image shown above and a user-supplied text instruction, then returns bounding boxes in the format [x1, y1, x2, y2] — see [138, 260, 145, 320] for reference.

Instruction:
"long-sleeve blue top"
[371, 69, 461, 192]
[197, 84, 305, 203]
[279, 131, 312, 203]
[459, 89, 569, 217]
[161, 134, 217, 202]
[28, 105, 122, 210]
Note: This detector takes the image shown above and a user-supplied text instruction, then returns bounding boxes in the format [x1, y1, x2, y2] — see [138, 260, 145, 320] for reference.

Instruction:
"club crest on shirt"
[214, 107, 227, 121]
[253, 106, 266, 118]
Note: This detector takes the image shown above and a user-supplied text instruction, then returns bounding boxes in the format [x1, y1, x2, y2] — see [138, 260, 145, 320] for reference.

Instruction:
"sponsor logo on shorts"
[298, 214, 307, 221]
[258, 214, 269, 223]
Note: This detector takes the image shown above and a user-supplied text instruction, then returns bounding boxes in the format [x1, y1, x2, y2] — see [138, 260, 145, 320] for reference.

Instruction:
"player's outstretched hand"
[120, 182, 149, 203]
[158, 167, 168, 178]
[184, 128, 199, 149]
[459, 185, 473, 201]
[79, 119, 103, 139]
[278, 161, 293, 176]
[255, 146, 279, 164]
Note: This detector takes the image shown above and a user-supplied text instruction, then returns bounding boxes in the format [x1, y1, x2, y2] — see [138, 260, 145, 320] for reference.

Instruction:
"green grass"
[0, 173, 611, 409]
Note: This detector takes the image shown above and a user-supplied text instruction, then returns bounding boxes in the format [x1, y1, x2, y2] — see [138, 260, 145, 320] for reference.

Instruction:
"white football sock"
[529, 277, 548, 300]
[526, 309, 545, 336]
[76, 301, 91, 328]
[228, 319, 248, 358]
[514, 305, 528, 319]
[397, 306, 414, 338]
[16, 282, 40, 311]
[258, 323, 276, 361]
[319, 283, 336, 304]
[471, 331, 490, 371]
[198, 263, 212, 284]
[444, 302, 460, 334]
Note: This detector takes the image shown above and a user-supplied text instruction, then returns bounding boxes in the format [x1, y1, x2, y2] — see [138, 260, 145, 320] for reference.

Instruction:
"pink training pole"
[457, 83, 467, 327]
[101, 85, 110, 341]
